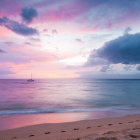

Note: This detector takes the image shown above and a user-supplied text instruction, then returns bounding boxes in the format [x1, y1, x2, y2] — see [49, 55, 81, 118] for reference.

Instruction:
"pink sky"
[0, 0, 140, 78]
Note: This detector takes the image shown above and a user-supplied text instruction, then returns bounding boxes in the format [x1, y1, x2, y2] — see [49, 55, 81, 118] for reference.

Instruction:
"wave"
[0, 105, 136, 115]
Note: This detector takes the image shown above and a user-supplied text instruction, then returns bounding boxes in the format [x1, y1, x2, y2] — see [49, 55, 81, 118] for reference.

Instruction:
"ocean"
[0, 79, 140, 130]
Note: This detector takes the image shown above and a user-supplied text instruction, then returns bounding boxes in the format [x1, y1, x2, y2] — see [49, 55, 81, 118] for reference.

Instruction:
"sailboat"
[27, 73, 34, 82]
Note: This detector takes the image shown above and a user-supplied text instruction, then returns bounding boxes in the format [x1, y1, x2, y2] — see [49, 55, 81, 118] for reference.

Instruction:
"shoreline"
[1, 110, 139, 131]
[0, 114, 140, 140]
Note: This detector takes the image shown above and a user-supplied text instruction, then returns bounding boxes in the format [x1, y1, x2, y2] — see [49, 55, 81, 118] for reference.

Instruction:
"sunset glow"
[1, 0, 140, 79]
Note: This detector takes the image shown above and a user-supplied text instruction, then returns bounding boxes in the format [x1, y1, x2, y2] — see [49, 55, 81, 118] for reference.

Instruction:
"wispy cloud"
[100, 65, 111, 72]
[136, 65, 140, 71]
[75, 38, 83, 43]
[0, 17, 38, 36]
[0, 49, 5, 53]
[52, 29, 58, 34]
[124, 27, 132, 35]
[0, 70, 14, 75]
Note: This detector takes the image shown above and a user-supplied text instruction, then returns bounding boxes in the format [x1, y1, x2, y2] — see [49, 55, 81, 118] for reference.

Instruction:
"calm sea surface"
[0, 79, 140, 130]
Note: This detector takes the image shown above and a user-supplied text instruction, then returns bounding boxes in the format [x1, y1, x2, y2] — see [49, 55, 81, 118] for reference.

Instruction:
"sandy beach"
[0, 114, 140, 140]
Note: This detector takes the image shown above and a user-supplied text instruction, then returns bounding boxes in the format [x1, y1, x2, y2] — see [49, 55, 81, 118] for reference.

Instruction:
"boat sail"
[27, 73, 34, 82]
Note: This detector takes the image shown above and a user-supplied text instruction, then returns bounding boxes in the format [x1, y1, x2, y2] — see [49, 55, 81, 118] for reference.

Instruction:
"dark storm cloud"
[87, 33, 140, 66]
[21, 7, 38, 23]
[0, 17, 38, 36]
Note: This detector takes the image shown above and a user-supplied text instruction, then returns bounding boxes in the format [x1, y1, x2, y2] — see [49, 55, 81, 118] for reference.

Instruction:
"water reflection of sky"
[0, 79, 140, 110]
[0, 110, 138, 131]
[0, 79, 140, 130]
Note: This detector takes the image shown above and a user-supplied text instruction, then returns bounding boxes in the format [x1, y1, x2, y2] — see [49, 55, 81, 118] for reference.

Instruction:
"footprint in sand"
[95, 137, 117, 140]
[61, 130, 66, 132]
[97, 125, 102, 127]
[74, 128, 79, 130]
[86, 126, 91, 129]
[135, 127, 140, 129]
[128, 121, 133, 123]
[136, 120, 139, 122]
[118, 122, 122, 124]
[11, 137, 17, 139]
[129, 134, 140, 138]
[132, 127, 139, 130]
[29, 135, 35, 137]
[108, 124, 113, 126]
[74, 138, 80, 140]
[104, 131, 116, 135]
[45, 132, 51, 134]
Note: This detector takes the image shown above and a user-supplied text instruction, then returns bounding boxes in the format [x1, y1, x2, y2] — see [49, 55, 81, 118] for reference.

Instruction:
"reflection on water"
[0, 79, 140, 130]
[0, 111, 135, 130]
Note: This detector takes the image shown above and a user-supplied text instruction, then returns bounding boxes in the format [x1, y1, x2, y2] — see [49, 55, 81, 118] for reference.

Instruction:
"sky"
[1, 0, 140, 79]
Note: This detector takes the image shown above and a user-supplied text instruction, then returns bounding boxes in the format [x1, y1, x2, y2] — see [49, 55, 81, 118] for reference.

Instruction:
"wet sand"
[0, 114, 140, 140]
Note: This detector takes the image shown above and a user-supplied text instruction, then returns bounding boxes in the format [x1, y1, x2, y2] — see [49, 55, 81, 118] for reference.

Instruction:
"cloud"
[1, 0, 140, 32]
[100, 65, 111, 72]
[0, 17, 38, 36]
[85, 55, 109, 67]
[75, 38, 83, 43]
[0, 70, 14, 75]
[52, 29, 58, 34]
[124, 65, 133, 71]
[43, 29, 48, 32]
[124, 27, 131, 35]
[30, 37, 40, 42]
[0, 49, 5, 53]
[87, 33, 140, 66]
[24, 42, 32, 45]
[1, 0, 140, 33]
[37, 0, 140, 32]
[79, 71, 140, 79]
[21, 7, 38, 23]
[136, 65, 140, 71]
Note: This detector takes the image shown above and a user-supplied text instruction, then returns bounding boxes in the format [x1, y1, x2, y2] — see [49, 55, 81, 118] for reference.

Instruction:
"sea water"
[0, 79, 140, 130]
